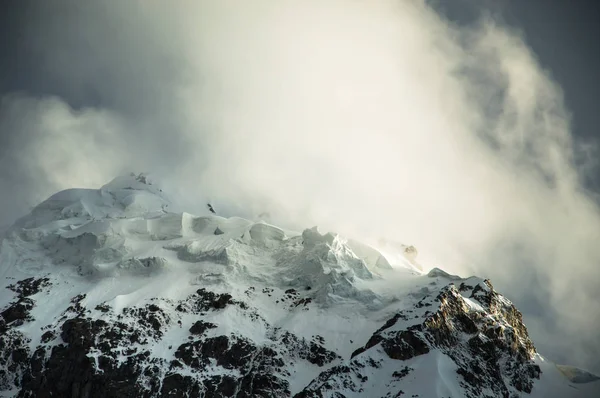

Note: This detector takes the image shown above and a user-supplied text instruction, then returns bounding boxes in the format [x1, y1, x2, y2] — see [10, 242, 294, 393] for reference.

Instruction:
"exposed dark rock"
[458, 282, 474, 292]
[7, 277, 51, 298]
[180, 288, 236, 312]
[95, 303, 110, 313]
[0, 276, 547, 398]
[293, 298, 312, 307]
[1, 278, 49, 328]
[381, 331, 430, 360]
[175, 334, 290, 396]
[1, 298, 34, 325]
[189, 320, 217, 336]
[392, 366, 412, 379]
[177, 335, 257, 370]
[275, 330, 339, 367]
[122, 304, 170, 337]
[293, 364, 357, 398]
[12, 349, 28, 365]
[11, 292, 177, 398]
[304, 341, 339, 366]
[65, 294, 87, 315]
[300, 281, 542, 398]
[176, 288, 249, 313]
[0, 330, 31, 391]
[351, 335, 382, 359]
[161, 373, 201, 397]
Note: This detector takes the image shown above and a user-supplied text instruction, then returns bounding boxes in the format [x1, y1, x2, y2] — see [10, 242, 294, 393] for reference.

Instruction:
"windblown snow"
[0, 174, 598, 397]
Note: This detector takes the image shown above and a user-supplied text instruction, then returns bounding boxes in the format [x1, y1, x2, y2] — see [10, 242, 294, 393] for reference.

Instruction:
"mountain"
[0, 174, 598, 397]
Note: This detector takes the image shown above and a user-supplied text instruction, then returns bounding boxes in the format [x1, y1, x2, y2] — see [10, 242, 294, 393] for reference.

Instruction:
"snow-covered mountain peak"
[0, 177, 598, 397]
[11, 173, 170, 231]
[3, 176, 397, 302]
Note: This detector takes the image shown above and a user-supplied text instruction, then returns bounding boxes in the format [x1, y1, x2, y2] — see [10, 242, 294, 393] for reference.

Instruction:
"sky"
[0, 0, 599, 374]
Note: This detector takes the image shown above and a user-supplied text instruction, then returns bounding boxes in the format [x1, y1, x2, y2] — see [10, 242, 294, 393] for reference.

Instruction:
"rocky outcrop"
[1, 278, 338, 398]
[0, 278, 52, 392]
[0, 269, 586, 398]
[297, 279, 541, 398]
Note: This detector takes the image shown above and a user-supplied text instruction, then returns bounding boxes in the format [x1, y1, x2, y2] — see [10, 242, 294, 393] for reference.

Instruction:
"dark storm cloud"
[0, 0, 599, 373]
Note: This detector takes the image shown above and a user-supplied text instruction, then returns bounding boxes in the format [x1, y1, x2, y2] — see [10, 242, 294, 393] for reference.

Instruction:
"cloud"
[1, 0, 598, 372]
[0, 94, 125, 221]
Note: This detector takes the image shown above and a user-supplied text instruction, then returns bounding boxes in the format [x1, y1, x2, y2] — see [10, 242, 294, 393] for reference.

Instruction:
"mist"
[0, 0, 598, 373]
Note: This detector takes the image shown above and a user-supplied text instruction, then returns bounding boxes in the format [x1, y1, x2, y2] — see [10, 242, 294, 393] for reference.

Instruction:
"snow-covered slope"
[0, 174, 598, 397]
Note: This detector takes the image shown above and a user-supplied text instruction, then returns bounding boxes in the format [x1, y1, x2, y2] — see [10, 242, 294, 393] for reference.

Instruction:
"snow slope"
[0, 174, 598, 397]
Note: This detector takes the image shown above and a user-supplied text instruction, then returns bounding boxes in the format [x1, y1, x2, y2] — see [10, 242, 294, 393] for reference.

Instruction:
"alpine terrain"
[0, 174, 598, 397]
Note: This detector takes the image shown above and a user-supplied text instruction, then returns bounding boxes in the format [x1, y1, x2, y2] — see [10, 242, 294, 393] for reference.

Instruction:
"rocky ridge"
[0, 271, 546, 398]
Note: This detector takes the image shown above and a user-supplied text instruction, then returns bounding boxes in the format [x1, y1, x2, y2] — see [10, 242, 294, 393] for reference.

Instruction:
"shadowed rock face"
[299, 280, 541, 398]
[0, 278, 339, 398]
[0, 275, 546, 398]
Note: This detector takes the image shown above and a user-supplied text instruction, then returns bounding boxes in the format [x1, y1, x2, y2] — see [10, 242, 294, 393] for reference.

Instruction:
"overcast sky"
[1, 0, 599, 374]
